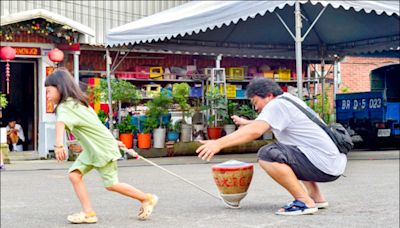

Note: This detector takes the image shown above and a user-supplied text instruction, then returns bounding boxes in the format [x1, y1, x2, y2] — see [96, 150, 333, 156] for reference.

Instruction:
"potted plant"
[204, 85, 227, 139]
[137, 115, 158, 149]
[236, 103, 271, 139]
[0, 93, 9, 164]
[167, 121, 180, 142]
[117, 115, 136, 149]
[206, 114, 222, 139]
[88, 79, 142, 129]
[0, 93, 8, 119]
[223, 100, 238, 135]
[145, 91, 173, 148]
[172, 83, 192, 142]
[191, 98, 206, 141]
[237, 103, 257, 120]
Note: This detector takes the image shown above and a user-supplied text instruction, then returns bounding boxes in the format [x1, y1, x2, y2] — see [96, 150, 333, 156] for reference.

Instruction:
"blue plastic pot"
[167, 131, 179, 142]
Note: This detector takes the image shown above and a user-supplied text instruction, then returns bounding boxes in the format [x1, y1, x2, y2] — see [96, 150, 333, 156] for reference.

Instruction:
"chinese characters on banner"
[14, 47, 40, 56]
[46, 67, 55, 113]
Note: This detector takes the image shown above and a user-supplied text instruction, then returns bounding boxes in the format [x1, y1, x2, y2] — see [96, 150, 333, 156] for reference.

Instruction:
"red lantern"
[0, 46, 16, 94]
[48, 48, 64, 64]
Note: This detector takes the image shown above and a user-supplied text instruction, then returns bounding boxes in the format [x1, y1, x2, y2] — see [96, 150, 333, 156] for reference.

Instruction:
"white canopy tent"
[106, 1, 399, 55]
[106, 0, 399, 94]
[104, 0, 399, 127]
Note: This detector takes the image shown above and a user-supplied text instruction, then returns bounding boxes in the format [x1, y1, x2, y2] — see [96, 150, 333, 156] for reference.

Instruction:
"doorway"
[1, 59, 38, 151]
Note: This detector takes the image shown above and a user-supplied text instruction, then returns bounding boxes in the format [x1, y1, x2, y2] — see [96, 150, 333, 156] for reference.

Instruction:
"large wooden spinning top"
[212, 160, 253, 208]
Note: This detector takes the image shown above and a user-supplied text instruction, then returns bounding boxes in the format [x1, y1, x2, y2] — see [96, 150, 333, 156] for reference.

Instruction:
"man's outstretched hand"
[196, 140, 221, 161]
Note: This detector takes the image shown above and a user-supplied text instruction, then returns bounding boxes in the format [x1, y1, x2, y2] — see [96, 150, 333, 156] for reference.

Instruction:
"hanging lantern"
[0, 46, 16, 94]
[48, 48, 64, 66]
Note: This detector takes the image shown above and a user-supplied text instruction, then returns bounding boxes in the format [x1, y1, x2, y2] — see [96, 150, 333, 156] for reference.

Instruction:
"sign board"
[15, 47, 41, 56]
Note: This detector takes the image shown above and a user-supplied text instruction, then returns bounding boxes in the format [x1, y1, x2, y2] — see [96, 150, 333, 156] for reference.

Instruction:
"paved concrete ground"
[1, 150, 399, 228]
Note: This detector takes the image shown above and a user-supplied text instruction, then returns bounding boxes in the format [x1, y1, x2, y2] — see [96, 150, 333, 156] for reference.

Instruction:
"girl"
[45, 68, 158, 224]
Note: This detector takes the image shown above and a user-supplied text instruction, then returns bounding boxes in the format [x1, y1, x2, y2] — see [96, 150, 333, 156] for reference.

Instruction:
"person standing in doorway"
[6, 117, 25, 152]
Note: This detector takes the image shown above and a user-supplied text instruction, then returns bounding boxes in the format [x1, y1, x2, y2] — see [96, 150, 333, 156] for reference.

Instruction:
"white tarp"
[106, 1, 399, 59]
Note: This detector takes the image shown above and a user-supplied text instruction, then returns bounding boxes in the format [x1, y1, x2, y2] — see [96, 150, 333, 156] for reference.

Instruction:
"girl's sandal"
[138, 194, 159, 220]
[67, 212, 98, 224]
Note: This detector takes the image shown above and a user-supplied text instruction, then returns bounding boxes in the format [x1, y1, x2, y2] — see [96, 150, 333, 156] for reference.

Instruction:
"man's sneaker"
[138, 194, 158, 220]
[67, 212, 98, 224]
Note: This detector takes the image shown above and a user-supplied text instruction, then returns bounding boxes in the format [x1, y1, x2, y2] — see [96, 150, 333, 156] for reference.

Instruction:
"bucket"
[223, 124, 236, 135]
[153, 128, 166, 148]
[180, 124, 192, 142]
[119, 133, 133, 149]
[137, 133, 151, 149]
[207, 127, 223, 139]
[167, 131, 179, 142]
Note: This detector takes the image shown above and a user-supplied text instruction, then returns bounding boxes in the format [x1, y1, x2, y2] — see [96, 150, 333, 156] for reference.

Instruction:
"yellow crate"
[263, 70, 274, 79]
[226, 67, 244, 80]
[145, 84, 161, 97]
[149, 66, 163, 79]
[277, 69, 291, 80]
[220, 84, 236, 98]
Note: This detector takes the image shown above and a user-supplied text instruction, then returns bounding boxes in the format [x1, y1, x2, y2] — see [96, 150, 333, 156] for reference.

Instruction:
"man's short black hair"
[246, 77, 283, 98]
[7, 117, 16, 123]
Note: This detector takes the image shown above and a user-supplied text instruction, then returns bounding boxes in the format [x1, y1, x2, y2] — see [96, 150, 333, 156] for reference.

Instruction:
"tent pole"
[321, 58, 325, 121]
[295, 0, 303, 98]
[215, 54, 222, 68]
[73, 35, 80, 84]
[73, 51, 80, 84]
[106, 49, 114, 131]
[333, 58, 339, 122]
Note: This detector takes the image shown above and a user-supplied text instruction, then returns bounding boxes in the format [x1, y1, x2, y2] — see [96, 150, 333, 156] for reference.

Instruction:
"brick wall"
[312, 56, 399, 120]
[339, 56, 399, 93]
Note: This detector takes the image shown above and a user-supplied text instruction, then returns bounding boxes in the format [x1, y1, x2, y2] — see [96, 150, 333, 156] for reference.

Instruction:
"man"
[196, 77, 347, 216]
[6, 118, 25, 152]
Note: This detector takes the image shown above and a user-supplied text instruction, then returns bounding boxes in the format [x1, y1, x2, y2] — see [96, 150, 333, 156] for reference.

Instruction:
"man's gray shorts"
[257, 142, 339, 182]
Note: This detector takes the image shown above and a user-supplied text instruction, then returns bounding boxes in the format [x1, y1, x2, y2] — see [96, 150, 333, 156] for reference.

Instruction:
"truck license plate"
[377, 129, 391, 137]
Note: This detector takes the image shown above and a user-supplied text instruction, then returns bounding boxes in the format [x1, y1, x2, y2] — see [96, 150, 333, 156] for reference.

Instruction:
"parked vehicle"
[336, 64, 400, 148]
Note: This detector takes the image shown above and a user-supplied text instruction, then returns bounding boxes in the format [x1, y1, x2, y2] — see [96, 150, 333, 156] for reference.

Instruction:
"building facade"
[0, 0, 188, 157]
[1, 1, 398, 157]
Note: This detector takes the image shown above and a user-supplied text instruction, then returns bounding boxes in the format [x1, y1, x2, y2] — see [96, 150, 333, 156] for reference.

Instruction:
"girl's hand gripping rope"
[125, 148, 139, 159]
[117, 141, 139, 159]
[119, 146, 139, 160]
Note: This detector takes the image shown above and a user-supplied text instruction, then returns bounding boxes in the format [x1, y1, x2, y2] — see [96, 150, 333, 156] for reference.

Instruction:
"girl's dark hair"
[246, 77, 283, 98]
[45, 67, 89, 107]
